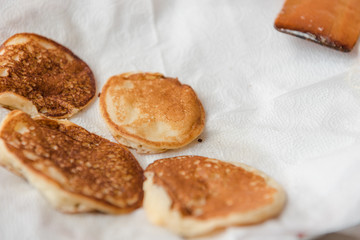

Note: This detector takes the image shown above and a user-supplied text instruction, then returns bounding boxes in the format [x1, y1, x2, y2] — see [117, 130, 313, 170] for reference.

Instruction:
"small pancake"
[0, 110, 143, 214]
[143, 156, 286, 237]
[274, 0, 360, 52]
[99, 72, 205, 153]
[0, 33, 96, 118]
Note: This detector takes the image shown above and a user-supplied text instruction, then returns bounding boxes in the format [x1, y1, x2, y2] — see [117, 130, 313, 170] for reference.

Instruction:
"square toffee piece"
[274, 0, 360, 52]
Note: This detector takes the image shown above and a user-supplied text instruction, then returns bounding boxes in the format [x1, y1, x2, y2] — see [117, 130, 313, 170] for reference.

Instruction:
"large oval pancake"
[100, 72, 205, 153]
[0, 33, 95, 118]
[143, 156, 286, 237]
[0, 110, 143, 214]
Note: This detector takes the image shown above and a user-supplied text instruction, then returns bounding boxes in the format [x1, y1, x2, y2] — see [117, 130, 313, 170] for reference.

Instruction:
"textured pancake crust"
[0, 110, 143, 214]
[0, 33, 96, 118]
[143, 156, 286, 237]
[100, 72, 205, 153]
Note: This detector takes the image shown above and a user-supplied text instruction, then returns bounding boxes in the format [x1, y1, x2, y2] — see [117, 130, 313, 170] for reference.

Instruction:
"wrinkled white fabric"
[1, 0, 360, 239]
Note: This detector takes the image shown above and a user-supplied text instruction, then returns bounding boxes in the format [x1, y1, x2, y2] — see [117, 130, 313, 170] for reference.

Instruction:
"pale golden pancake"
[0, 33, 96, 118]
[0, 110, 143, 214]
[143, 156, 286, 237]
[99, 72, 205, 153]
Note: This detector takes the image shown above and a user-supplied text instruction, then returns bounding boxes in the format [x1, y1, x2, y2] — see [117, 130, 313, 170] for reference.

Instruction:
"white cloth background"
[1, 0, 360, 239]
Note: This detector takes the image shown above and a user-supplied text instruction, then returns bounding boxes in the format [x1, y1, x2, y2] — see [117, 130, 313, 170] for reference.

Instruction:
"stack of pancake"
[0, 33, 285, 237]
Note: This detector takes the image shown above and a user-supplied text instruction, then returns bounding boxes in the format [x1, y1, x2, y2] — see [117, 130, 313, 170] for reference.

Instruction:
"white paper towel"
[1, 0, 360, 239]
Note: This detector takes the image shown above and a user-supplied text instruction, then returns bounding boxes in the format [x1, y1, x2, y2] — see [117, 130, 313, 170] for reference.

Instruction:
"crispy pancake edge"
[0, 33, 96, 118]
[0, 110, 143, 214]
[143, 156, 286, 237]
[99, 72, 205, 153]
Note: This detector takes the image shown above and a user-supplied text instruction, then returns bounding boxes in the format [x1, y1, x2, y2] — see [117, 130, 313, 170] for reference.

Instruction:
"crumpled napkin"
[1, 0, 360, 239]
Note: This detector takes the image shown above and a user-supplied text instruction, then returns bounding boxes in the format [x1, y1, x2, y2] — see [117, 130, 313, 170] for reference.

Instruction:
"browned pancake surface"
[100, 72, 205, 153]
[0, 33, 95, 117]
[146, 156, 277, 220]
[0, 110, 143, 212]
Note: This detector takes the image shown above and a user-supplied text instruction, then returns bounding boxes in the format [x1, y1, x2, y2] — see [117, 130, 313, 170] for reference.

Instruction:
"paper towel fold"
[1, 0, 360, 239]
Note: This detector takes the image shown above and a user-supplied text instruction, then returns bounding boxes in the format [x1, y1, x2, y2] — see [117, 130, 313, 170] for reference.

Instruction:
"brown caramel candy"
[275, 0, 360, 52]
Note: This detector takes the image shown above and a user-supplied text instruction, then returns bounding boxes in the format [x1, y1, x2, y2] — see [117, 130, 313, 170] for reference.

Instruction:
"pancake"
[143, 156, 286, 237]
[274, 0, 360, 52]
[99, 72, 205, 153]
[0, 110, 143, 214]
[0, 33, 96, 118]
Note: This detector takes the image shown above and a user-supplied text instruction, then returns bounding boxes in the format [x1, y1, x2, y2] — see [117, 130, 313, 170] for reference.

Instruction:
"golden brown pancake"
[0, 33, 96, 118]
[99, 72, 205, 153]
[274, 0, 360, 52]
[143, 156, 286, 237]
[0, 110, 143, 214]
